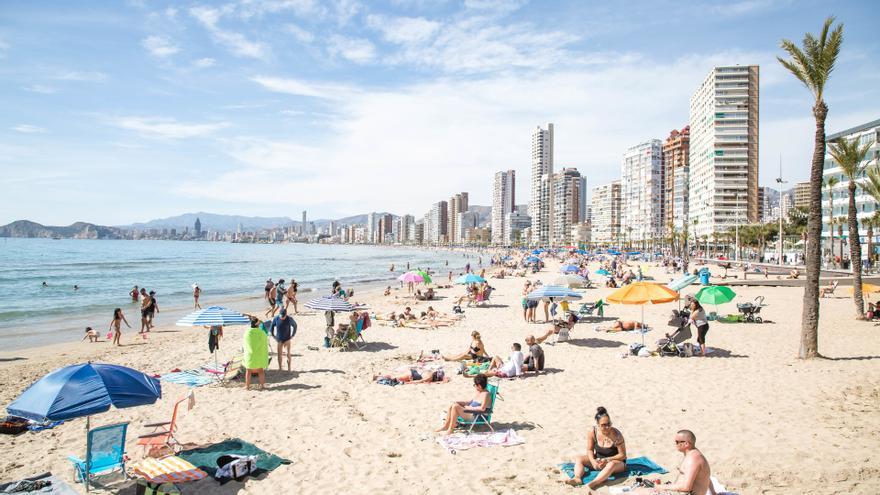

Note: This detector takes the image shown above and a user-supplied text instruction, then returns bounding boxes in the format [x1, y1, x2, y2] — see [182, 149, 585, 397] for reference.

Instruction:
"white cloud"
[142, 35, 179, 57]
[113, 117, 229, 139]
[165, 7, 178, 18]
[190, 6, 269, 60]
[252, 76, 358, 100]
[327, 35, 375, 64]
[331, 0, 362, 26]
[285, 24, 314, 43]
[366, 15, 440, 44]
[11, 124, 46, 134]
[23, 85, 58, 94]
[55, 71, 107, 82]
[193, 57, 216, 68]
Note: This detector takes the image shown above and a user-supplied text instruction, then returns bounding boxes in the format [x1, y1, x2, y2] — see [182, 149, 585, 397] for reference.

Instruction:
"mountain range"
[0, 220, 124, 239]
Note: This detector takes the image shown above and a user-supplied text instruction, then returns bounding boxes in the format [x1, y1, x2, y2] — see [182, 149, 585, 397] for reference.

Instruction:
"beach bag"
[215, 455, 257, 481]
[628, 343, 645, 356]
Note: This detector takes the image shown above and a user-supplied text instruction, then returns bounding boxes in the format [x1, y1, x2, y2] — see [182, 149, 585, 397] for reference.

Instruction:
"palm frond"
[828, 136, 873, 180]
[777, 16, 844, 102]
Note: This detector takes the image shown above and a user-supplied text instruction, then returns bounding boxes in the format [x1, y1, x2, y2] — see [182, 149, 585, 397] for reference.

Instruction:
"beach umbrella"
[456, 273, 486, 284]
[525, 256, 541, 262]
[415, 270, 432, 284]
[576, 249, 587, 255]
[526, 285, 582, 301]
[560, 264, 580, 273]
[398, 271, 425, 284]
[176, 306, 250, 327]
[596, 269, 611, 276]
[694, 286, 736, 306]
[848, 283, 880, 295]
[7, 363, 161, 423]
[553, 274, 585, 288]
[606, 282, 680, 344]
[532, 249, 544, 254]
[305, 296, 354, 312]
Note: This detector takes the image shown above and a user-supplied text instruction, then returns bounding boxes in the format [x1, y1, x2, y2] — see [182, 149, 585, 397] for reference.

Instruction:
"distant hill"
[124, 212, 296, 231]
[0, 220, 123, 239]
[468, 205, 491, 227]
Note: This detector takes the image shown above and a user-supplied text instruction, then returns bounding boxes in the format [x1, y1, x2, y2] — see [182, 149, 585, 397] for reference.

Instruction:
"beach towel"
[131, 455, 208, 484]
[177, 438, 291, 481]
[0, 472, 78, 495]
[242, 327, 269, 369]
[160, 370, 215, 387]
[436, 429, 525, 453]
[559, 456, 667, 485]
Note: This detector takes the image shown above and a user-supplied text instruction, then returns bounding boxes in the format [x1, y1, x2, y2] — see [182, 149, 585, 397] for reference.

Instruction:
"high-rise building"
[662, 126, 690, 233]
[621, 140, 664, 245]
[194, 217, 202, 237]
[366, 212, 379, 243]
[689, 65, 760, 239]
[591, 181, 621, 246]
[551, 167, 585, 246]
[793, 181, 811, 210]
[447, 193, 469, 244]
[491, 170, 516, 245]
[301, 211, 307, 235]
[529, 123, 554, 246]
[429, 201, 448, 244]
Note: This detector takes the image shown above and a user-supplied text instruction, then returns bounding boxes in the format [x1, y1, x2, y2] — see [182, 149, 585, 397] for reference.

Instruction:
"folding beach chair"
[354, 318, 367, 350]
[68, 422, 129, 492]
[578, 299, 605, 317]
[457, 382, 500, 433]
[137, 394, 190, 456]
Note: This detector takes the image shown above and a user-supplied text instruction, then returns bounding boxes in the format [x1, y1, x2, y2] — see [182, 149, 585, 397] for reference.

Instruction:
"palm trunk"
[868, 223, 874, 271]
[801, 101, 827, 359]
[828, 196, 834, 262]
[849, 181, 865, 318]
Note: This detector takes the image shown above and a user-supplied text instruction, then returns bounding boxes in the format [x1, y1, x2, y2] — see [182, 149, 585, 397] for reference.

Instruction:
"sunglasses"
[675, 440, 688, 445]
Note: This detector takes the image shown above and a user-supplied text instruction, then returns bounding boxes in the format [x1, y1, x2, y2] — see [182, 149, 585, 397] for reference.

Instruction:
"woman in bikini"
[435, 374, 491, 435]
[285, 280, 298, 314]
[565, 406, 627, 489]
[443, 331, 490, 362]
[109, 308, 131, 346]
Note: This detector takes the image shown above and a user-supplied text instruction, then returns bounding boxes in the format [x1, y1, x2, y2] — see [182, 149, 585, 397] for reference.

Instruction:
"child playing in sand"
[82, 326, 99, 343]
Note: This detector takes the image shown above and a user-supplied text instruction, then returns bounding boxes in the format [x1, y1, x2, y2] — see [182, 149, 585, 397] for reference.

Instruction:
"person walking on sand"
[631, 430, 715, 495]
[139, 289, 151, 334]
[285, 279, 299, 314]
[270, 308, 296, 371]
[109, 308, 130, 346]
[147, 290, 159, 330]
[192, 284, 201, 309]
[265, 283, 277, 318]
[130, 285, 139, 303]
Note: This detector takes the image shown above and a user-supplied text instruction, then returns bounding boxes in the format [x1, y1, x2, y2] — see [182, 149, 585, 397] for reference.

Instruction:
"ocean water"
[0, 238, 476, 349]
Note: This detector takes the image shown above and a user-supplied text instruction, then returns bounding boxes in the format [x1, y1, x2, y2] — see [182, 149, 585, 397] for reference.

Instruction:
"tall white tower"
[529, 123, 554, 246]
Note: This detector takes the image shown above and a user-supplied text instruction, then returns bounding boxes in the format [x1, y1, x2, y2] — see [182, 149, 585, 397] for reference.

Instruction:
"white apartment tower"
[491, 170, 516, 245]
[529, 123, 554, 246]
[448, 193, 469, 244]
[591, 181, 621, 246]
[621, 140, 664, 245]
[689, 65, 760, 239]
[551, 168, 585, 246]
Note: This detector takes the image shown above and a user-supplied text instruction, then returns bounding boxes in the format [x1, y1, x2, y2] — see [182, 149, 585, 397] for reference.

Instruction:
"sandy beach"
[1, 257, 879, 494]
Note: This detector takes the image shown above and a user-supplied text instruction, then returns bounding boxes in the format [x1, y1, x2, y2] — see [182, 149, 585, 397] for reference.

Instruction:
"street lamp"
[776, 158, 787, 266]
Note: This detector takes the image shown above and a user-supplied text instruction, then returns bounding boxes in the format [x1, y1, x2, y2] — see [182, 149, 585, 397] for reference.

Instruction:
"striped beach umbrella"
[526, 285, 582, 301]
[305, 296, 354, 312]
[176, 306, 250, 327]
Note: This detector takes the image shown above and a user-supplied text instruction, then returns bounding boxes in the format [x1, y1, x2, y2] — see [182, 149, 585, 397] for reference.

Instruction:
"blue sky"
[1, 0, 878, 225]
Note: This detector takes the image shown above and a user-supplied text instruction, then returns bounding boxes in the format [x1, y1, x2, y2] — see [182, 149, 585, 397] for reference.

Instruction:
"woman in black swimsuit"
[565, 406, 627, 488]
[442, 331, 490, 362]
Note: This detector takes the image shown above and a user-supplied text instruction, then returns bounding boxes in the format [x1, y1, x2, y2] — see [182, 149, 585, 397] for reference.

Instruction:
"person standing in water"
[147, 290, 159, 330]
[130, 285, 139, 303]
[109, 308, 130, 346]
[193, 284, 202, 309]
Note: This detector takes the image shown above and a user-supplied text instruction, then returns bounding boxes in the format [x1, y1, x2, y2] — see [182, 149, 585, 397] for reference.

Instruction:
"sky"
[1, 0, 879, 226]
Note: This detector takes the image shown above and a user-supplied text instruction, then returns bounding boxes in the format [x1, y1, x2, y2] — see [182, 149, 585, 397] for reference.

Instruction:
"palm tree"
[829, 136, 874, 318]
[824, 176, 839, 261]
[777, 16, 844, 359]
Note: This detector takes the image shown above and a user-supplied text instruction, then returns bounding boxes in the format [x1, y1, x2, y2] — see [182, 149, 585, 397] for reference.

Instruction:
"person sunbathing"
[611, 320, 645, 331]
[435, 374, 491, 435]
[374, 367, 444, 384]
[536, 314, 577, 343]
[444, 331, 490, 362]
[471, 343, 524, 378]
[788, 268, 800, 279]
[565, 406, 627, 489]
[631, 430, 714, 495]
[402, 307, 417, 320]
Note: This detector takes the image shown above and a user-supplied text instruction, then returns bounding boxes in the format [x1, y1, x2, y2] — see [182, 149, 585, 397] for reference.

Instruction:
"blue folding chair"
[68, 422, 129, 492]
[457, 382, 500, 433]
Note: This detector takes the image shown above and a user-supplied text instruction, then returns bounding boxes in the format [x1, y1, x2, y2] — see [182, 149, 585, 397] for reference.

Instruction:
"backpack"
[215, 454, 257, 481]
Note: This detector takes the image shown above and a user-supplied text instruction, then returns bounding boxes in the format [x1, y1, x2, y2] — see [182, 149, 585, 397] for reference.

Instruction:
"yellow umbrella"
[607, 282, 680, 305]
[606, 282, 680, 344]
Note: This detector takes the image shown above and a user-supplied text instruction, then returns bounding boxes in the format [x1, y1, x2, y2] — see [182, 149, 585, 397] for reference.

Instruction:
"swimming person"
[565, 406, 627, 489]
[109, 308, 131, 346]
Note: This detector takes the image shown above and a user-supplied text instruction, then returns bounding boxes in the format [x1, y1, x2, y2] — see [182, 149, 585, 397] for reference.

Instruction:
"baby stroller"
[736, 296, 766, 323]
[657, 309, 693, 356]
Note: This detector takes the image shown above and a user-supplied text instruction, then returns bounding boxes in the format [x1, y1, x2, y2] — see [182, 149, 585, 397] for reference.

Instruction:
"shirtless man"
[139, 289, 152, 334]
[633, 429, 714, 495]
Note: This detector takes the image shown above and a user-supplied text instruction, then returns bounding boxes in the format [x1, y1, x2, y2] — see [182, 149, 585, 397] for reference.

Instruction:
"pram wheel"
[755, 316, 762, 323]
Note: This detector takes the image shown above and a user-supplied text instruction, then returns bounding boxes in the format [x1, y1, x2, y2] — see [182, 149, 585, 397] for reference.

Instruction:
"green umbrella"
[416, 270, 432, 284]
[694, 286, 736, 317]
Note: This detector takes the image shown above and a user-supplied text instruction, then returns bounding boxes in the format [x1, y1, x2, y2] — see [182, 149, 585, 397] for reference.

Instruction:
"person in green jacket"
[243, 316, 269, 390]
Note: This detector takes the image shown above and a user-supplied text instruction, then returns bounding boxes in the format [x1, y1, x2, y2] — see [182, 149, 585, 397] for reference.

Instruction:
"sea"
[0, 238, 477, 350]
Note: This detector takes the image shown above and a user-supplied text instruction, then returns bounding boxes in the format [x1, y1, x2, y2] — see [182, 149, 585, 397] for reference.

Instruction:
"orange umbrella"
[848, 283, 880, 295]
[607, 282, 680, 305]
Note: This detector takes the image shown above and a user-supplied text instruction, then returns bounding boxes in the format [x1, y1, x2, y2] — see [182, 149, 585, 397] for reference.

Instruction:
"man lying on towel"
[633, 429, 715, 495]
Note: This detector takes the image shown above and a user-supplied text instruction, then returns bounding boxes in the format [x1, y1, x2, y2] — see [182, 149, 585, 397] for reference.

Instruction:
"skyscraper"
[621, 140, 664, 246]
[551, 168, 585, 246]
[447, 193, 469, 244]
[689, 65, 759, 239]
[591, 181, 621, 246]
[529, 123, 554, 246]
[491, 170, 516, 245]
[662, 126, 690, 232]
[194, 217, 201, 237]
[429, 201, 448, 244]
[301, 210, 307, 235]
